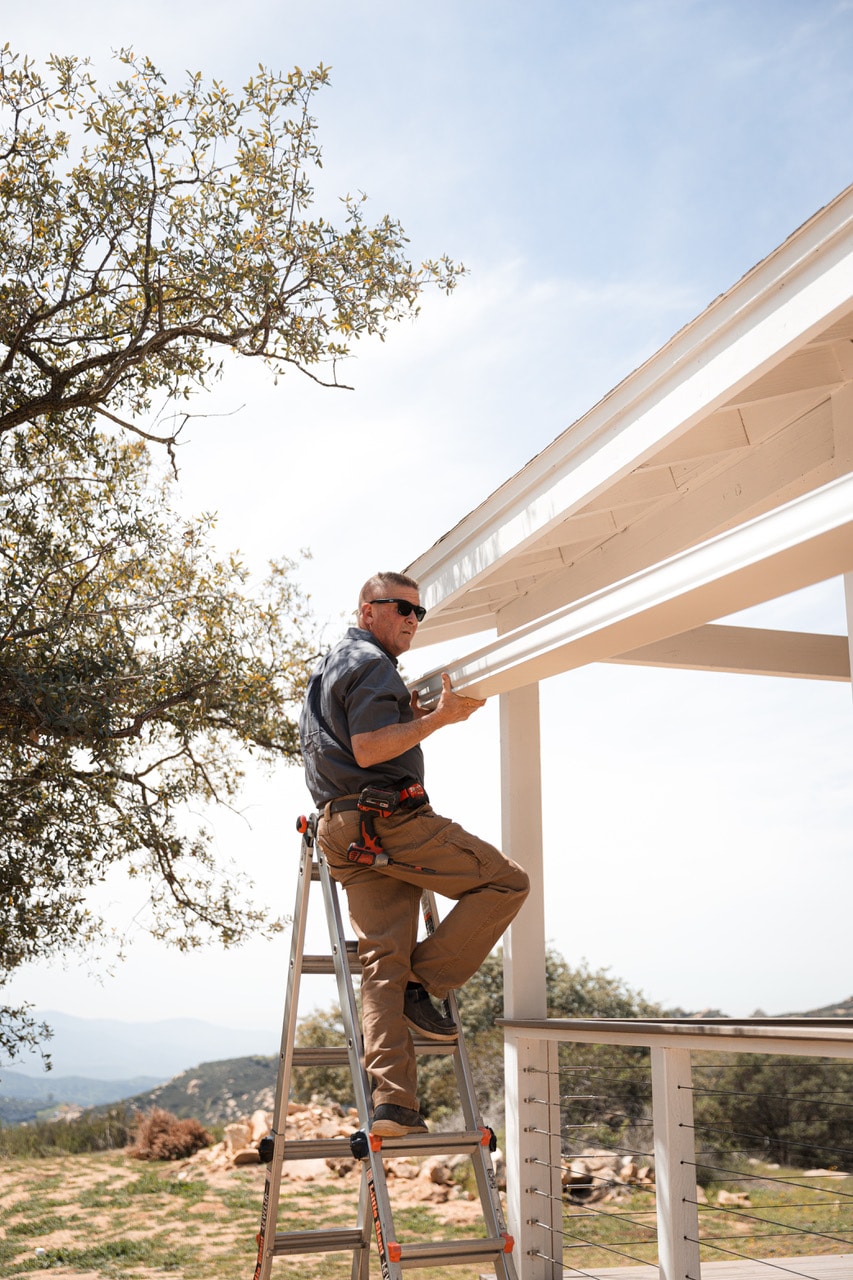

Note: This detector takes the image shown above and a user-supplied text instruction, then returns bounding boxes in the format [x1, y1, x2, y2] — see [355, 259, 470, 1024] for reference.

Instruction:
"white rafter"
[412, 472, 853, 703]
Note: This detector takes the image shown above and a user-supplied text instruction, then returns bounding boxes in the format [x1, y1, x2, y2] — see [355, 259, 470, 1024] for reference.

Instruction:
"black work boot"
[371, 1103, 429, 1136]
[403, 983, 457, 1042]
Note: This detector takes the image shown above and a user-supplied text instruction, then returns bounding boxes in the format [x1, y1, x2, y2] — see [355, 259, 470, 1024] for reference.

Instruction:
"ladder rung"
[301, 940, 359, 974]
[412, 1038, 458, 1055]
[292, 1045, 351, 1067]
[396, 1236, 511, 1266]
[286, 1039, 456, 1071]
[281, 1137, 355, 1160]
[278, 1129, 491, 1161]
[272, 1228, 367, 1256]
[367, 1129, 494, 1158]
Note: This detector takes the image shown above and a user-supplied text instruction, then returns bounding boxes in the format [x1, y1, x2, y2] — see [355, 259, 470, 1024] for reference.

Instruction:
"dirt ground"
[0, 1148, 494, 1280]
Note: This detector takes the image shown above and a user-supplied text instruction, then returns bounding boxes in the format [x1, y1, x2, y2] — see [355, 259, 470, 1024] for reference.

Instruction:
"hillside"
[787, 995, 853, 1017]
[5, 995, 850, 1131]
[117, 1055, 279, 1127]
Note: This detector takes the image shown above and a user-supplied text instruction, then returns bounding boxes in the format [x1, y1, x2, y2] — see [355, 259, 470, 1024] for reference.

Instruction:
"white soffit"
[407, 182, 853, 651]
[411, 472, 853, 704]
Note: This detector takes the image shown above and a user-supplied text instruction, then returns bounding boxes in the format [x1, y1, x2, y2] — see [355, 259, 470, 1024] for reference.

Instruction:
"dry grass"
[2, 1149, 849, 1278]
[0, 1150, 495, 1279]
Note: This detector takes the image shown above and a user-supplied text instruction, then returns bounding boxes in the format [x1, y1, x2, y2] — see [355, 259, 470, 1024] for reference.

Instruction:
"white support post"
[845, 574, 853, 707]
[832, 384, 853, 707]
[500, 684, 556, 1278]
[650, 1046, 701, 1280]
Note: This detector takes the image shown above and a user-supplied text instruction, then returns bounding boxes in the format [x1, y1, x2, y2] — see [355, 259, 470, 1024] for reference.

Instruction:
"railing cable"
[685, 1158, 853, 1199]
[688, 1198, 853, 1247]
[684, 1236, 837, 1277]
[688, 1119, 853, 1161]
[686, 1084, 853, 1107]
[530, 1250, 622, 1279]
[529, 1216, 659, 1269]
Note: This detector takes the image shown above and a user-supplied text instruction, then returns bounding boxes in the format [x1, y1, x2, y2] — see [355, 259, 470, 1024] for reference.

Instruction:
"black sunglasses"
[370, 598, 427, 622]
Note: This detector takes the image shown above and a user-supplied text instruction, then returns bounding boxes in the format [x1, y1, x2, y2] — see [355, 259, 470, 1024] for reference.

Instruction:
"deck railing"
[500, 1018, 853, 1280]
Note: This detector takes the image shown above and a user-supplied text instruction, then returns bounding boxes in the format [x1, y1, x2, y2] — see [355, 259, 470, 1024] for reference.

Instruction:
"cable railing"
[499, 1017, 853, 1279]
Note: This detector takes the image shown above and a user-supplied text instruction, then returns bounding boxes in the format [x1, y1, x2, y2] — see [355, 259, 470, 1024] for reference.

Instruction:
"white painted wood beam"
[637, 406, 749, 469]
[411, 472, 853, 704]
[498, 395, 838, 633]
[408, 186, 853, 616]
[724, 343, 845, 404]
[606, 623, 850, 681]
[414, 388, 843, 648]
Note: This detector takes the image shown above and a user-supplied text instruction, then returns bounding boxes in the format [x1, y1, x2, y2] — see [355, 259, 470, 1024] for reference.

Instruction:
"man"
[298, 571, 529, 1137]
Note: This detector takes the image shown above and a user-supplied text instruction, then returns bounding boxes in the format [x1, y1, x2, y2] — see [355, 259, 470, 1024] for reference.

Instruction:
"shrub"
[0, 1105, 135, 1157]
[127, 1108, 212, 1161]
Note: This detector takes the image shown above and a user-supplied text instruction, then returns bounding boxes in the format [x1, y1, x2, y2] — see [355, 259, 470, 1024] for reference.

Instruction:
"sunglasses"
[370, 598, 427, 622]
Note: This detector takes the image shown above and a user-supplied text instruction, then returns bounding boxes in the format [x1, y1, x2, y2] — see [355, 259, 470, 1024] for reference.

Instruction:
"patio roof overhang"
[405, 182, 853, 700]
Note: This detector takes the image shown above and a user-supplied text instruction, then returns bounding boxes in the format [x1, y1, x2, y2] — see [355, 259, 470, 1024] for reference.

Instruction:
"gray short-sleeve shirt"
[299, 627, 425, 806]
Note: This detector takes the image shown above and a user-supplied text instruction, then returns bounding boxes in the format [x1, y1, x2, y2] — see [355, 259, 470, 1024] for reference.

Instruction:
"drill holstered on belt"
[327, 782, 428, 865]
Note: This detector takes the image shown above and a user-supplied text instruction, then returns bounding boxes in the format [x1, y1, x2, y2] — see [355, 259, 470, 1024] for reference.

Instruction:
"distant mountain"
[1, 1011, 278, 1082]
[0, 1070, 161, 1104]
[785, 995, 853, 1018]
[0, 1070, 162, 1126]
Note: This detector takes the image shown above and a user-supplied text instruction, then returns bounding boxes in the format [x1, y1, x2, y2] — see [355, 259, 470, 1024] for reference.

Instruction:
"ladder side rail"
[316, 839, 406, 1280]
[419, 890, 519, 1280]
[352, 1172, 371, 1280]
[315, 842, 373, 1125]
[254, 829, 316, 1280]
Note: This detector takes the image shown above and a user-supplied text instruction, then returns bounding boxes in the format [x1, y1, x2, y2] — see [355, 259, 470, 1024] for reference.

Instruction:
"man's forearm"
[351, 714, 443, 769]
[351, 675, 485, 769]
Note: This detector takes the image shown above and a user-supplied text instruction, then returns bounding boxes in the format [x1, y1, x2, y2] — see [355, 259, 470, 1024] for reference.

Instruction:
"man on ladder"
[298, 571, 529, 1138]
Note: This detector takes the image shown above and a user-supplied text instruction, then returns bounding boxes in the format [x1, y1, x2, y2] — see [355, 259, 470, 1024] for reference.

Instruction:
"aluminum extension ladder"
[253, 812, 518, 1280]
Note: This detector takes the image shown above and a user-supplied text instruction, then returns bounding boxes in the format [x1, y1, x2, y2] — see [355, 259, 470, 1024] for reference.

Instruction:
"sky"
[3, 0, 853, 1059]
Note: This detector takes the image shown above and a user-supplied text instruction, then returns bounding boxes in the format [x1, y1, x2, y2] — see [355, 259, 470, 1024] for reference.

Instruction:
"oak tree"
[0, 47, 461, 1059]
[0, 46, 461, 454]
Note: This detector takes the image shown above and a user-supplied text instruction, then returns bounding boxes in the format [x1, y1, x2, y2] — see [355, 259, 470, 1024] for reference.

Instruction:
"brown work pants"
[317, 803, 529, 1113]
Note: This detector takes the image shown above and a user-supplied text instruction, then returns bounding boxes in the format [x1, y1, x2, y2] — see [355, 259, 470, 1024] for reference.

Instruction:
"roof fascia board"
[411, 472, 853, 703]
[409, 185, 853, 619]
[606, 623, 850, 682]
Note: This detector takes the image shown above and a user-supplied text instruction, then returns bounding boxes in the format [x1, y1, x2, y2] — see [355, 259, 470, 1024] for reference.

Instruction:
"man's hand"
[411, 673, 485, 722]
[434, 672, 485, 723]
[354, 673, 485, 767]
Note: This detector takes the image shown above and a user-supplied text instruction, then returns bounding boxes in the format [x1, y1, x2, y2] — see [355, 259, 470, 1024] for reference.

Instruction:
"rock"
[249, 1110, 270, 1144]
[282, 1158, 331, 1181]
[233, 1147, 261, 1166]
[419, 1155, 454, 1186]
[224, 1121, 252, 1155]
[717, 1189, 751, 1207]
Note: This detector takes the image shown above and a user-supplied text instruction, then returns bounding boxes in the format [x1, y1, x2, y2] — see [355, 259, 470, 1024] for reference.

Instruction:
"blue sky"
[3, 1, 853, 1052]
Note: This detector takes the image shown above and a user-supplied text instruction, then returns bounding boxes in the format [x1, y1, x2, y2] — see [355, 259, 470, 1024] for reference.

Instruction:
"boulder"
[717, 1189, 751, 1207]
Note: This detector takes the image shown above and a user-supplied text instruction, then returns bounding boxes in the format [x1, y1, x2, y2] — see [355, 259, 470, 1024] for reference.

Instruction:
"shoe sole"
[403, 1014, 458, 1043]
[371, 1118, 429, 1137]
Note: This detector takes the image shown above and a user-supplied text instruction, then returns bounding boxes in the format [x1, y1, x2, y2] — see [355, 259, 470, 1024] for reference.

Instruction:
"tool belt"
[327, 782, 428, 819]
[327, 783, 428, 866]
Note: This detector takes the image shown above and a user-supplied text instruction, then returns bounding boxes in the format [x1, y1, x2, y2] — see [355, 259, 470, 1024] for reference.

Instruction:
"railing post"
[650, 1045, 701, 1280]
[500, 684, 550, 1278]
[506, 1033, 562, 1278]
